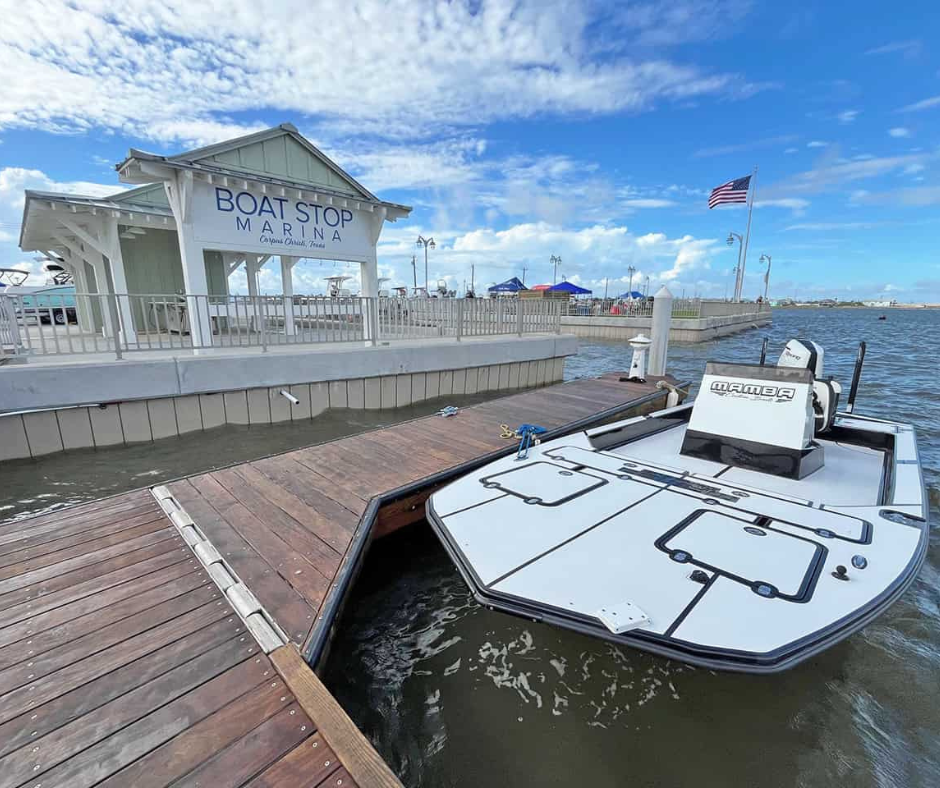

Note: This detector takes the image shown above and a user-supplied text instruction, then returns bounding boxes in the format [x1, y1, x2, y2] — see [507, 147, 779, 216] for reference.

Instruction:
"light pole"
[410, 254, 417, 291]
[644, 275, 650, 297]
[727, 231, 744, 302]
[416, 235, 435, 292]
[759, 253, 772, 303]
[550, 254, 562, 284]
[521, 265, 528, 285]
[627, 265, 636, 297]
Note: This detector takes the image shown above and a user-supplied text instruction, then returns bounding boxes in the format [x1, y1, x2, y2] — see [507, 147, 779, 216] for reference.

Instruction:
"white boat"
[427, 340, 928, 673]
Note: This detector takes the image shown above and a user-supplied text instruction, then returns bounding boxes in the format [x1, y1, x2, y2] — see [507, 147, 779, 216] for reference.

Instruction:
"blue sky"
[1, 0, 938, 300]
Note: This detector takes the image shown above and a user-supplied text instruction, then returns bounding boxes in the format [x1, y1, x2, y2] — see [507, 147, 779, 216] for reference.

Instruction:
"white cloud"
[622, 199, 676, 209]
[754, 198, 809, 215]
[898, 95, 940, 113]
[806, 140, 828, 148]
[865, 40, 921, 57]
[0, 0, 766, 147]
[784, 147, 799, 154]
[372, 221, 720, 291]
[771, 151, 932, 195]
[837, 110, 859, 124]
[693, 134, 797, 158]
[888, 127, 911, 138]
[784, 221, 880, 232]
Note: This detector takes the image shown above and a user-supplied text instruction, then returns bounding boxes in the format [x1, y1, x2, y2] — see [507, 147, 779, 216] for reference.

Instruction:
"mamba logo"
[710, 380, 796, 402]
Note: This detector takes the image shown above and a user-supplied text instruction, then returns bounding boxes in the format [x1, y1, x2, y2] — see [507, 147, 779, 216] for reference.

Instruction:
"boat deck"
[0, 373, 675, 786]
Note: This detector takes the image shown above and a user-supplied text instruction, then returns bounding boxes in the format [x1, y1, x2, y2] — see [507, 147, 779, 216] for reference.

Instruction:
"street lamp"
[550, 254, 562, 284]
[727, 231, 744, 302]
[416, 235, 435, 292]
[759, 253, 772, 303]
[627, 265, 636, 297]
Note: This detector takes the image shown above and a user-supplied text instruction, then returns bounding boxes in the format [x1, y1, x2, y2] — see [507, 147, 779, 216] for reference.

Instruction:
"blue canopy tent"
[547, 281, 592, 295]
[488, 277, 528, 294]
[617, 290, 644, 299]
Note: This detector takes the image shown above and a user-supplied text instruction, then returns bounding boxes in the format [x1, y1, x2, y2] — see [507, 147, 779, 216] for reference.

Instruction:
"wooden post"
[648, 285, 673, 377]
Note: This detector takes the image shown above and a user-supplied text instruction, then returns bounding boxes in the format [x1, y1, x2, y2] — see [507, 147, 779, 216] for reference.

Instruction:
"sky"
[1, 0, 939, 301]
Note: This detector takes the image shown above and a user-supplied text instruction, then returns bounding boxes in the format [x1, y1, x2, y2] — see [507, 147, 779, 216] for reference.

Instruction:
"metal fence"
[0, 292, 563, 359]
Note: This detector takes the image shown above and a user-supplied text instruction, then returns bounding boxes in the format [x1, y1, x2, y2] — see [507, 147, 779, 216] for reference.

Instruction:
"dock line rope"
[513, 423, 547, 460]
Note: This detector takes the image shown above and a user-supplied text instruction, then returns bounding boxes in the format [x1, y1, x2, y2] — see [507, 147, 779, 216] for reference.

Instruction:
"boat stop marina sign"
[191, 179, 374, 261]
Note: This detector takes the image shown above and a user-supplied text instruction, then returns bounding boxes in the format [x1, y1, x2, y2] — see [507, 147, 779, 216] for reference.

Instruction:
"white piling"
[648, 285, 673, 376]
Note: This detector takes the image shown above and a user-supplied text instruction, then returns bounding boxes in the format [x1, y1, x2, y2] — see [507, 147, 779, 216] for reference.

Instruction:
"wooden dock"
[0, 373, 676, 787]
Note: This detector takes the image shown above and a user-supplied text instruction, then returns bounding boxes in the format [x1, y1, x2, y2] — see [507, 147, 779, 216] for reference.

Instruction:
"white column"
[102, 218, 138, 345]
[279, 255, 297, 335]
[164, 173, 213, 350]
[70, 259, 95, 332]
[360, 251, 379, 345]
[245, 253, 261, 333]
[648, 285, 673, 377]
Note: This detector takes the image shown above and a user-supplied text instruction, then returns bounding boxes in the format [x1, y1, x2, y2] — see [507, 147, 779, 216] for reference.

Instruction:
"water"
[322, 309, 940, 788]
[0, 392, 499, 522]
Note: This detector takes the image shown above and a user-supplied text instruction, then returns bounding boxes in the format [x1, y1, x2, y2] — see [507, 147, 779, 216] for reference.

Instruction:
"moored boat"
[427, 339, 928, 673]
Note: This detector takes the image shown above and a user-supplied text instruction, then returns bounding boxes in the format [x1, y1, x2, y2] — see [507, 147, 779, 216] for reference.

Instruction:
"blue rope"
[515, 423, 547, 460]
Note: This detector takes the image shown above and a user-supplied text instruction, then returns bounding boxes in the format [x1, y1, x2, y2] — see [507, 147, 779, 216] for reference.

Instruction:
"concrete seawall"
[561, 308, 770, 342]
[0, 334, 576, 461]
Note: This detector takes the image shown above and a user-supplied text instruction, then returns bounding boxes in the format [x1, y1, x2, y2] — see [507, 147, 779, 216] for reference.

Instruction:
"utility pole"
[470, 263, 475, 296]
[416, 236, 435, 292]
[550, 254, 562, 285]
[410, 255, 417, 290]
[521, 265, 528, 285]
[627, 266, 636, 297]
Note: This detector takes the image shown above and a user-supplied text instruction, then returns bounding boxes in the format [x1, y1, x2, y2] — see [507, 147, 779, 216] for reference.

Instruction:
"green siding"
[110, 183, 170, 208]
[200, 133, 365, 197]
[120, 231, 229, 328]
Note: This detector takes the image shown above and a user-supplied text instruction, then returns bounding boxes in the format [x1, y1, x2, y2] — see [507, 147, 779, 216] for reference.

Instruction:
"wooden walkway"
[164, 374, 674, 659]
[0, 373, 675, 787]
[0, 490, 396, 787]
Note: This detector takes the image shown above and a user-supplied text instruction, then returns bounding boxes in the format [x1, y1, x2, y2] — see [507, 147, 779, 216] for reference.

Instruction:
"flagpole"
[737, 166, 758, 301]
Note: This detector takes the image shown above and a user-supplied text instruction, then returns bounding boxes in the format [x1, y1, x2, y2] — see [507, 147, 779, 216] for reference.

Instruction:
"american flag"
[708, 175, 751, 209]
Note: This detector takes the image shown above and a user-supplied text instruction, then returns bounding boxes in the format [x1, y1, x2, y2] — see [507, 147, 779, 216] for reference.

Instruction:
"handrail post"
[259, 295, 267, 352]
[456, 298, 464, 341]
[517, 299, 524, 336]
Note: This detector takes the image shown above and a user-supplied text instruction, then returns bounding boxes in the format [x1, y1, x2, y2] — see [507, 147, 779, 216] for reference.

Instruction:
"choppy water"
[322, 309, 940, 788]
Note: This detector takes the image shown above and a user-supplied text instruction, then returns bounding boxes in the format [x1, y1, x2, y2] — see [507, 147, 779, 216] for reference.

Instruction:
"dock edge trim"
[150, 484, 289, 653]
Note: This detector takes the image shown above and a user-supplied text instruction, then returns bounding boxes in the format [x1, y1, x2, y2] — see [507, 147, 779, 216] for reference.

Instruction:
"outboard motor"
[777, 340, 842, 435]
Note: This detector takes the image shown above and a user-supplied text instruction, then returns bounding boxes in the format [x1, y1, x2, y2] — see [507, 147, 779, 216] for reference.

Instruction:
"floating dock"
[0, 373, 675, 787]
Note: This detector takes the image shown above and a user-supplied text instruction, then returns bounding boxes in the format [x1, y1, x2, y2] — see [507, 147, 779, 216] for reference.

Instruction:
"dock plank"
[244, 733, 342, 788]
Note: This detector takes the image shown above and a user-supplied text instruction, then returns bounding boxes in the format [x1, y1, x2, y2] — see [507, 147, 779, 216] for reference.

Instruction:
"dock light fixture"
[416, 236, 435, 292]
[759, 254, 772, 302]
[550, 254, 562, 284]
[727, 231, 744, 302]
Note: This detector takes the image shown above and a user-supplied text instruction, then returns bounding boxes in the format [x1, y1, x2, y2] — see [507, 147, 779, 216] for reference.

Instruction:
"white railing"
[0, 293, 563, 359]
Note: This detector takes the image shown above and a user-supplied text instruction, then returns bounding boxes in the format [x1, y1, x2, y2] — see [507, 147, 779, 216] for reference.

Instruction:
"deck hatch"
[657, 510, 824, 599]
[479, 461, 607, 506]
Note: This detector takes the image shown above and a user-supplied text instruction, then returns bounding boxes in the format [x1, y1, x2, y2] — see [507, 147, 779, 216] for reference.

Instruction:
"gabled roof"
[115, 124, 411, 216]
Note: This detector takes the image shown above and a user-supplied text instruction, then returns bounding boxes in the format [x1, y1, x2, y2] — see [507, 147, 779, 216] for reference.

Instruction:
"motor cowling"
[777, 339, 840, 434]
